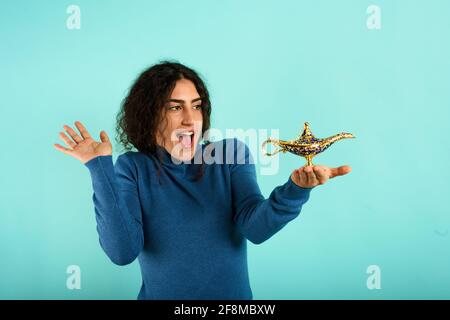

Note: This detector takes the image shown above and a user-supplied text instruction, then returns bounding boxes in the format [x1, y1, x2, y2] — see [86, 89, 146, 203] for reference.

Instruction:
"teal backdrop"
[1, 0, 449, 299]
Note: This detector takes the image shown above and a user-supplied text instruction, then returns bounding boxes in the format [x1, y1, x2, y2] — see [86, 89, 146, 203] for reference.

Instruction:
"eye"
[168, 105, 181, 111]
[193, 104, 202, 110]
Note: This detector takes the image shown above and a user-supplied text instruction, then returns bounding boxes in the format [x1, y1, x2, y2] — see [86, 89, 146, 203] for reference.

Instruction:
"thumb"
[330, 165, 352, 178]
[100, 130, 110, 143]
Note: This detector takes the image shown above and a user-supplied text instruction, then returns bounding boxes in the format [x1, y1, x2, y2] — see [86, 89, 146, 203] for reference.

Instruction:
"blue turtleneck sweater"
[84, 138, 312, 300]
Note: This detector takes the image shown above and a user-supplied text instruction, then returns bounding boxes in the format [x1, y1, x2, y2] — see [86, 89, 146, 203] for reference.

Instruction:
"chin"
[172, 144, 196, 162]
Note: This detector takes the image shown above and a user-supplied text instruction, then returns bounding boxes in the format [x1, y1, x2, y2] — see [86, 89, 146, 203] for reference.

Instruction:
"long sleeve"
[230, 138, 312, 244]
[84, 154, 144, 265]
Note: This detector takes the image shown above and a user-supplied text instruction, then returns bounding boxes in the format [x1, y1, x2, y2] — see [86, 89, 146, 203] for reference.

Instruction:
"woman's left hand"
[290, 164, 352, 189]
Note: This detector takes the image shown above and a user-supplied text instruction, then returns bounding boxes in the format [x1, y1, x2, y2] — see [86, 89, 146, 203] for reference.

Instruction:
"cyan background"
[1, 0, 449, 299]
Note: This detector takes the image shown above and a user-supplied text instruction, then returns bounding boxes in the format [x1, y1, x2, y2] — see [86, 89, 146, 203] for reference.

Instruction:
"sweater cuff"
[283, 175, 313, 199]
[84, 155, 114, 177]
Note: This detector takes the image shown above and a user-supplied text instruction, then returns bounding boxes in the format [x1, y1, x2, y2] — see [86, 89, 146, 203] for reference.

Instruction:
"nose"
[181, 106, 194, 125]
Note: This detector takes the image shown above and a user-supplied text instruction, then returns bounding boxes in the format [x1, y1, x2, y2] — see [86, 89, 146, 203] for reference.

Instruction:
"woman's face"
[157, 78, 204, 161]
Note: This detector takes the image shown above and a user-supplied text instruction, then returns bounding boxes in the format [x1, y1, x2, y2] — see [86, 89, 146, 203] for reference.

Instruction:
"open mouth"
[176, 131, 194, 149]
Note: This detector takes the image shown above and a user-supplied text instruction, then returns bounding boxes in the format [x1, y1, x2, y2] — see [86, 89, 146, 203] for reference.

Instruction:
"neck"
[155, 141, 203, 165]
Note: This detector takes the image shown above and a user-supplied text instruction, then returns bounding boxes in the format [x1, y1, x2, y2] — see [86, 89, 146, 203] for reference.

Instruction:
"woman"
[54, 61, 351, 300]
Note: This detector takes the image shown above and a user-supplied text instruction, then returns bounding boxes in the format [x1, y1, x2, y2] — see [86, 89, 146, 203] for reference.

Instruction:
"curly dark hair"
[115, 60, 212, 183]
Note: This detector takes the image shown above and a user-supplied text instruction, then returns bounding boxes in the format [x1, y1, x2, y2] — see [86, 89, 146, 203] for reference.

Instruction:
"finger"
[59, 131, 77, 148]
[298, 167, 308, 184]
[63, 124, 83, 143]
[100, 130, 110, 143]
[313, 166, 328, 184]
[330, 165, 352, 178]
[304, 166, 318, 184]
[310, 165, 331, 179]
[53, 143, 74, 155]
[74, 121, 92, 140]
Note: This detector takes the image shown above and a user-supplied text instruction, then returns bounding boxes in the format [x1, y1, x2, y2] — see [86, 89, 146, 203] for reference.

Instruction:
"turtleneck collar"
[154, 141, 204, 174]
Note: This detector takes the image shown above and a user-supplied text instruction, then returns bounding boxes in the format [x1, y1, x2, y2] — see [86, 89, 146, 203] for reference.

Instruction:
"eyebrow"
[166, 97, 202, 104]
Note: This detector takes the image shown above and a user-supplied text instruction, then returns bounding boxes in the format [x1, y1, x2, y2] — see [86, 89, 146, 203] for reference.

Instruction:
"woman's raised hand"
[54, 121, 112, 164]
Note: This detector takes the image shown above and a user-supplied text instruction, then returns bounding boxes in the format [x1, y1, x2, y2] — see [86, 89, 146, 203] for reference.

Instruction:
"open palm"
[291, 164, 352, 189]
[54, 121, 112, 164]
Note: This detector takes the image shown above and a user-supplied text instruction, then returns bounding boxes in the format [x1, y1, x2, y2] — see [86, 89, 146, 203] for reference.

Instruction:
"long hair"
[115, 60, 212, 184]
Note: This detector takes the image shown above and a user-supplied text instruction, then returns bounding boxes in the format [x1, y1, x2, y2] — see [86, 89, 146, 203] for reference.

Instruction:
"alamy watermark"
[366, 265, 381, 290]
[66, 5, 81, 30]
[66, 265, 81, 290]
[169, 126, 281, 176]
[367, 5, 381, 30]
